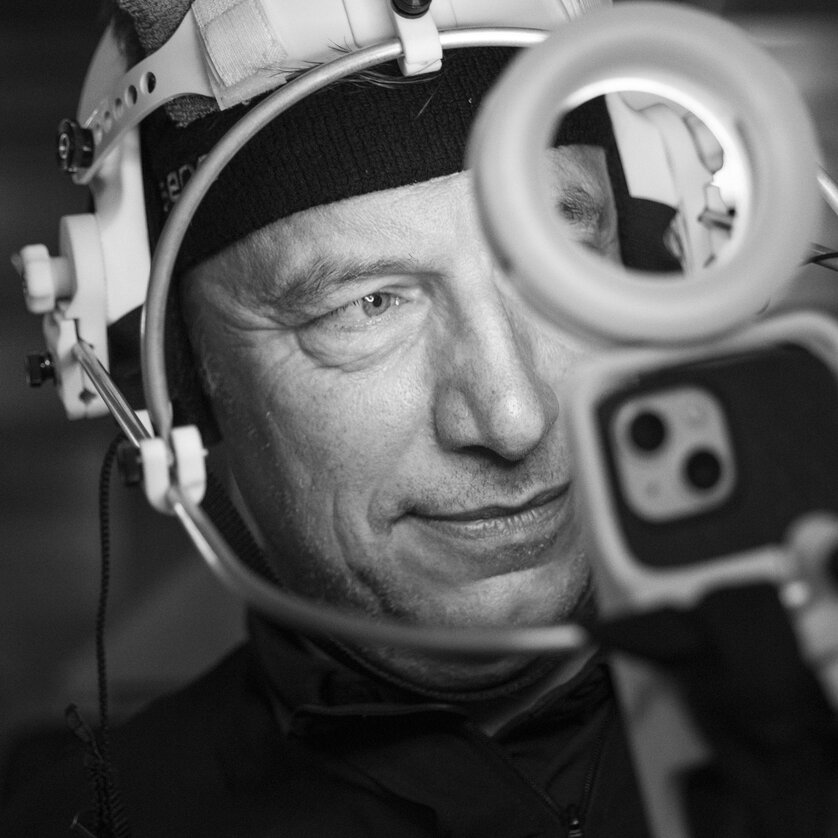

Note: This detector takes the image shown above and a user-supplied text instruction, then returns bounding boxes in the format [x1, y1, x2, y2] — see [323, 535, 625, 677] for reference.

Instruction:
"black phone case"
[596, 343, 838, 568]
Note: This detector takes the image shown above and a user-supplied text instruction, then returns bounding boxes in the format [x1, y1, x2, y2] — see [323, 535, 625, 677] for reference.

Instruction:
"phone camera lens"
[629, 411, 667, 453]
[684, 448, 723, 491]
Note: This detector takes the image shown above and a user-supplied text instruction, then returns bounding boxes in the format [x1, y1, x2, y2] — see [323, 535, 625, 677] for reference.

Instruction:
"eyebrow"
[556, 185, 605, 227]
[255, 254, 421, 313]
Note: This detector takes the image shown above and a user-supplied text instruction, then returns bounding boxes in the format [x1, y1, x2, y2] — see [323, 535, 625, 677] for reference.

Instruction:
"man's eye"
[327, 291, 403, 323]
[357, 292, 399, 316]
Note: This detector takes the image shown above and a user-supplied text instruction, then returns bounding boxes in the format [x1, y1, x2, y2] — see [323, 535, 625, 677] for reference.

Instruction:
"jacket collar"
[246, 611, 610, 737]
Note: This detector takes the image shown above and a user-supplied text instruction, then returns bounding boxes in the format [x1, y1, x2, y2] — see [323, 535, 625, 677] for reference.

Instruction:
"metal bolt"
[392, 0, 432, 17]
[56, 118, 94, 174]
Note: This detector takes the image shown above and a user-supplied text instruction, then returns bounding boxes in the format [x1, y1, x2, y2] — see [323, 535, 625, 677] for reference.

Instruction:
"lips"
[420, 485, 569, 525]
[401, 483, 575, 569]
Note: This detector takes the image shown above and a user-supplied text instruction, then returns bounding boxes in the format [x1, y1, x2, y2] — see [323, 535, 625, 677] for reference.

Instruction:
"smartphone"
[567, 310, 838, 616]
[566, 310, 838, 838]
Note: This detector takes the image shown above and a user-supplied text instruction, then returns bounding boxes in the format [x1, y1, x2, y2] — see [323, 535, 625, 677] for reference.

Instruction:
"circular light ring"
[469, 2, 822, 345]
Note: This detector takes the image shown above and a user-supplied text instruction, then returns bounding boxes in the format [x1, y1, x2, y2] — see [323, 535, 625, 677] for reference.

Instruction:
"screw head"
[56, 118, 94, 174]
[25, 353, 55, 387]
[392, 0, 432, 17]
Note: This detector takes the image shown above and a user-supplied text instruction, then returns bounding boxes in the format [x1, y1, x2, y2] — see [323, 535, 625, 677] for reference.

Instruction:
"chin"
[350, 562, 593, 695]
[412, 552, 592, 627]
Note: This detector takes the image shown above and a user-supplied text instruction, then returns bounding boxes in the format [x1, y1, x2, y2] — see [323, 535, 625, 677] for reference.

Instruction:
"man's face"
[183, 145, 619, 688]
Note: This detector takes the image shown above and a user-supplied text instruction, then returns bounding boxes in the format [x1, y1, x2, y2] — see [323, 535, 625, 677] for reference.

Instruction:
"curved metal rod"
[168, 484, 590, 655]
[141, 28, 592, 655]
[818, 166, 838, 220]
[74, 341, 151, 446]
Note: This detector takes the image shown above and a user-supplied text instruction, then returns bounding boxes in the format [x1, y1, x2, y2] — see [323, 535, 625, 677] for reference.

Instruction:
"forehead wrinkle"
[190, 171, 474, 315]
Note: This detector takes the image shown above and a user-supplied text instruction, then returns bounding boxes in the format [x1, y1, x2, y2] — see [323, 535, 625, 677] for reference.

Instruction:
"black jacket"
[0, 616, 650, 837]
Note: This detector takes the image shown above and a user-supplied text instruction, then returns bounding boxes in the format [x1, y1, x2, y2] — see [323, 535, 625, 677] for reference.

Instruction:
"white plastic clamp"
[14, 214, 110, 419]
[387, 3, 442, 76]
[14, 245, 74, 315]
[140, 425, 207, 514]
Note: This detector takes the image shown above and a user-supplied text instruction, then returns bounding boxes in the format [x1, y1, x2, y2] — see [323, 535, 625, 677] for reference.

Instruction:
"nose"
[432, 289, 560, 462]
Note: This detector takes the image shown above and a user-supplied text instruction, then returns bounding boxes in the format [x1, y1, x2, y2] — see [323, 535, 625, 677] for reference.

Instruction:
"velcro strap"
[192, 0, 289, 108]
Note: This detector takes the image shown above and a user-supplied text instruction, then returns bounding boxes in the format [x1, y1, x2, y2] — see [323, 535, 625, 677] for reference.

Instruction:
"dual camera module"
[609, 386, 736, 522]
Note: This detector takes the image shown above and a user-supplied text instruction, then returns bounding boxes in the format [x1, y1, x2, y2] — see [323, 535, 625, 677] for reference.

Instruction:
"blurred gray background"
[0, 0, 246, 783]
[1, 0, 837, 788]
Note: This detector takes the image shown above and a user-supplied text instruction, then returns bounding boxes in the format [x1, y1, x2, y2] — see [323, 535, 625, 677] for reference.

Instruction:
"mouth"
[402, 483, 575, 562]
[420, 485, 569, 525]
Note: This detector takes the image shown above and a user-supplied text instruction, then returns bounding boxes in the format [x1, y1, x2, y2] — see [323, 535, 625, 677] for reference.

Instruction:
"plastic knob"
[56, 118, 95, 174]
[13, 244, 72, 314]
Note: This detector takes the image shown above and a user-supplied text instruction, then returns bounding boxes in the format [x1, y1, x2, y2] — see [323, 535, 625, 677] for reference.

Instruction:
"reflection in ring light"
[605, 89, 741, 274]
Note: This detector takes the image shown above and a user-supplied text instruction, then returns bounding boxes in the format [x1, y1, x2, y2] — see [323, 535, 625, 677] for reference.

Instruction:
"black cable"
[94, 432, 130, 838]
[96, 434, 121, 760]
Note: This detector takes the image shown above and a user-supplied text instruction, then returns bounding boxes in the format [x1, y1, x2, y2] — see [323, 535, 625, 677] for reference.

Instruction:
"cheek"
[216, 334, 430, 515]
[513, 304, 592, 387]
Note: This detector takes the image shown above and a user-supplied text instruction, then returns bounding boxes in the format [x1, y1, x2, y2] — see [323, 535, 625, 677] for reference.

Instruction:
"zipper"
[461, 722, 567, 826]
[562, 701, 617, 838]
[463, 696, 617, 838]
[565, 804, 584, 838]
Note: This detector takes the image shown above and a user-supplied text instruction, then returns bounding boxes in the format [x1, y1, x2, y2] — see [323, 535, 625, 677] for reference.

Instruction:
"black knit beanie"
[140, 48, 617, 273]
